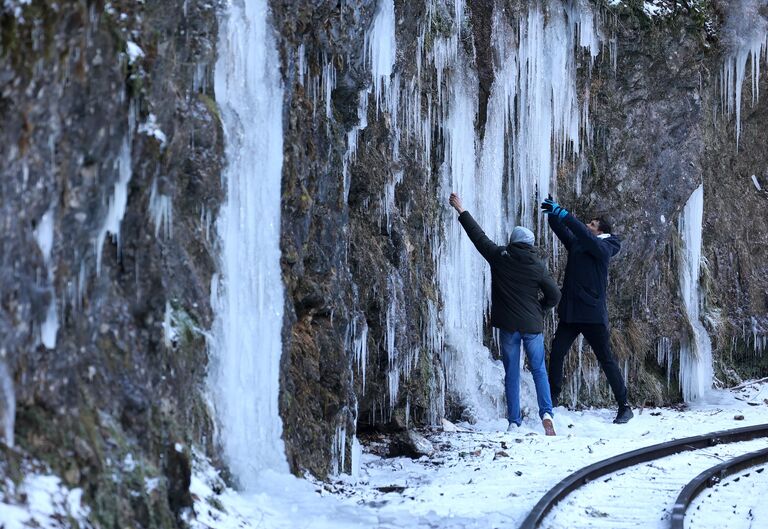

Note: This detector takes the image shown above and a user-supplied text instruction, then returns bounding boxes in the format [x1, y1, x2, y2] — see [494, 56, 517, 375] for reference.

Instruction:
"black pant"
[549, 322, 628, 407]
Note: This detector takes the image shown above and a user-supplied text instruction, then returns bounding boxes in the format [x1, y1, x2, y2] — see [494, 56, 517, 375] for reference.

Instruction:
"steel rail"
[670, 445, 768, 529]
[519, 423, 768, 529]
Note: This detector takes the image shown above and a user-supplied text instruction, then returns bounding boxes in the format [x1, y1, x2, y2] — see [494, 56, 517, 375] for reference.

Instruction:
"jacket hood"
[604, 235, 621, 257]
[504, 242, 538, 264]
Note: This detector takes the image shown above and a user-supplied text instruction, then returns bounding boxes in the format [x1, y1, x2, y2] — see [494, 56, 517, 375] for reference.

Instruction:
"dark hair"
[592, 216, 613, 233]
[591, 216, 612, 234]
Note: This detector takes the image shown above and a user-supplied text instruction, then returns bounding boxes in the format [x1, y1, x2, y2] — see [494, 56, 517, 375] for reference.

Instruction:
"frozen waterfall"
[436, 0, 601, 421]
[210, 0, 288, 489]
[678, 184, 713, 402]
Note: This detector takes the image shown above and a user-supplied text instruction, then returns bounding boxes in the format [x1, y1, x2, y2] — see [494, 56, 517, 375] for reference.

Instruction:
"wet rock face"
[273, 0, 445, 477]
[561, 7, 716, 404]
[1, 0, 222, 525]
[557, 2, 768, 405]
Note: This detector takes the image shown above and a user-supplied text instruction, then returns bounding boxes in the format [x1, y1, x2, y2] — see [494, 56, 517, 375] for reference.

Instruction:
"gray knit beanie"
[509, 226, 535, 246]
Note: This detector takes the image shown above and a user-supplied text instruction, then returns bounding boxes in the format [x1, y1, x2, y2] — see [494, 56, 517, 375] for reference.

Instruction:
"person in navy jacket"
[541, 196, 633, 424]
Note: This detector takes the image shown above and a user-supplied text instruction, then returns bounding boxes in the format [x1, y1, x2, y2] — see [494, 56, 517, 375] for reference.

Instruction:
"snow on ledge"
[138, 113, 167, 146]
[1, 472, 92, 529]
[643, 0, 673, 18]
[126, 41, 145, 64]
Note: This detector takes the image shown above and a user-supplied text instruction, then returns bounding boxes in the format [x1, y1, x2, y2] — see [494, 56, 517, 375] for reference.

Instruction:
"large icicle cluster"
[210, 0, 288, 489]
[720, 0, 768, 147]
[437, 0, 602, 421]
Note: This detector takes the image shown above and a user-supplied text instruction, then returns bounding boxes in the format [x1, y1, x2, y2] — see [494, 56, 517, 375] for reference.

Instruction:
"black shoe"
[613, 406, 633, 424]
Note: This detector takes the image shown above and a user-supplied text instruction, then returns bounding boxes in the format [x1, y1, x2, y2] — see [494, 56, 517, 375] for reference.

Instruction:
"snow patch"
[126, 41, 145, 64]
[0, 472, 92, 529]
[3, 0, 32, 20]
[138, 113, 167, 146]
[642, 1, 673, 18]
[144, 476, 161, 494]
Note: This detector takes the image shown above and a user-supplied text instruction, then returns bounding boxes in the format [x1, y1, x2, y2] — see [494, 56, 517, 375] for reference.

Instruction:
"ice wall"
[210, 0, 287, 489]
[436, 0, 601, 420]
[678, 184, 713, 402]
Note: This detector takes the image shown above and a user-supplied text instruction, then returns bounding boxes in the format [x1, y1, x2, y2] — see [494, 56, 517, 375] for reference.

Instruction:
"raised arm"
[457, 211, 500, 262]
[547, 214, 576, 250]
[562, 213, 611, 259]
[449, 193, 499, 262]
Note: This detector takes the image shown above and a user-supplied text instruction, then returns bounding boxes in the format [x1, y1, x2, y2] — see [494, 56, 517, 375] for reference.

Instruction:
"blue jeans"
[499, 330, 554, 426]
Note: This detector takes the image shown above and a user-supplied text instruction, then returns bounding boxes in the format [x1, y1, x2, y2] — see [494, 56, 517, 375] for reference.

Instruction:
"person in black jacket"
[450, 193, 561, 435]
[541, 196, 633, 424]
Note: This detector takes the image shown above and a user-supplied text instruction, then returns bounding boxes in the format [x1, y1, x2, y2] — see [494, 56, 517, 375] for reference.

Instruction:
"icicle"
[210, 0, 288, 489]
[149, 179, 173, 239]
[162, 301, 176, 348]
[34, 209, 55, 264]
[35, 207, 58, 349]
[436, 39, 505, 421]
[720, 1, 768, 148]
[297, 43, 306, 87]
[323, 58, 336, 121]
[331, 422, 347, 475]
[343, 0, 398, 205]
[385, 274, 402, 414]
[0, 358, 14, 447]
[95, 102, 135, 275]
[366, 0, 396, 112]
[353, 317, 369, 394]
[678, 185, 713, 402]
[657, 337, 673, 387]
[40, 303, 59, 350]
[350, 435, 362, 479]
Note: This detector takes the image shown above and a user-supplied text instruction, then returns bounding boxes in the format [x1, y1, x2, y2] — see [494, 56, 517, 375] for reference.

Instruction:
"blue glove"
[541, 195, 568, 219]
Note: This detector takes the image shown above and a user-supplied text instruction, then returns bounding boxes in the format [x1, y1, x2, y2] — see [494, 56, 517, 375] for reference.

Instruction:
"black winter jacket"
[458, 212, 561, 334]
[548, 213, 621, 325]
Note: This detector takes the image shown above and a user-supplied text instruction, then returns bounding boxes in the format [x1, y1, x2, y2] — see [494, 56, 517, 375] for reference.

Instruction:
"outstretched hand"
[449, 193, 465, 214]
[541, 194, 568, 219]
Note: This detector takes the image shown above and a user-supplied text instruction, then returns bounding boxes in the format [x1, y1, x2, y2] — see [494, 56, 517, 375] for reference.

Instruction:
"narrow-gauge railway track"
[519, 423, 768, 529]
[671, 446, 768, 528]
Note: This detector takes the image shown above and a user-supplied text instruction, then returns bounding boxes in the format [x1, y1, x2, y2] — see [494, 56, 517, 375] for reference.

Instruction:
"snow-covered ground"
[2, 383, 767, 528]
[190, 382, 768, 529]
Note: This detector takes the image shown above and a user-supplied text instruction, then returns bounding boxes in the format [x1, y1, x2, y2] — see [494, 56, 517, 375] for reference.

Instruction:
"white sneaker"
[542, 413, 556, 436]
[506, 422, 517, 432]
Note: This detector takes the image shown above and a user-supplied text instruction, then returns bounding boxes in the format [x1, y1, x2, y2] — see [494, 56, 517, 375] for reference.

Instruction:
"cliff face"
[1, 0, 767, 526]
[568, 1, 768, 405]
[272, 0, 768, 476]
[1, 0, 222, 525]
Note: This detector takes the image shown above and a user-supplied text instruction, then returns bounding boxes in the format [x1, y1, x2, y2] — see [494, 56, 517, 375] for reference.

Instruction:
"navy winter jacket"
[458, 211, 561, 334]
[548, 213, 621, 326]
